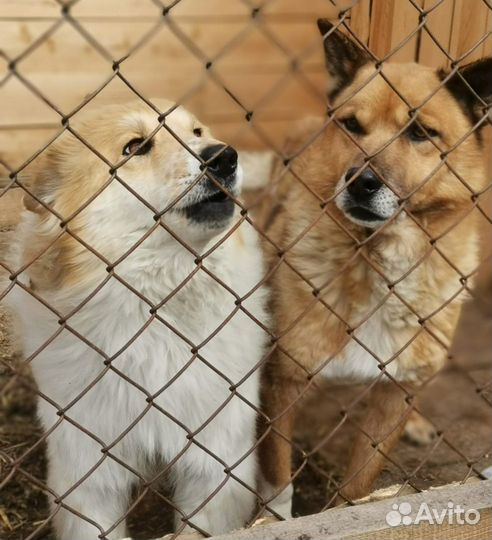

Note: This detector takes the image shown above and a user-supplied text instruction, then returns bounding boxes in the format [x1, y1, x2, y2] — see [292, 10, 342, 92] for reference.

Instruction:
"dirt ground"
[0, 248, 491, 539]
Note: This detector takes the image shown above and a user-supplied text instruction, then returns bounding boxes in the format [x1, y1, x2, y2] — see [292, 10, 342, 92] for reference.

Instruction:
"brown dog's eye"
[122, 138, 153, 156]
[340, 115, 365, 135]
[408, 124, 439, 142]
[193, 127, 203, 137]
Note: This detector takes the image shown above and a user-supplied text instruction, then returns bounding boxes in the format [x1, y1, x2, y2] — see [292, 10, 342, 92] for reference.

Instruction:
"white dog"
[5, 100, 268, 539]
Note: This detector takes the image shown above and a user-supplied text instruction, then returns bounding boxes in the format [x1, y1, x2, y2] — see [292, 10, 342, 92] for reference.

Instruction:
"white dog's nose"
[200, 144, 238, 181]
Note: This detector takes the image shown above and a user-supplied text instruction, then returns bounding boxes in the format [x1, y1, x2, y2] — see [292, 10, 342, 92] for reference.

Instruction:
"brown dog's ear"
[439, 58, 492, 129]
[317, 19, 369, 101]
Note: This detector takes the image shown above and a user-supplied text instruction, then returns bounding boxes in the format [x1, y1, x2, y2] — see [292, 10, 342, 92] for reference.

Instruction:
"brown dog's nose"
[345, 167, 382, 200]
[200, 144, 238, 180]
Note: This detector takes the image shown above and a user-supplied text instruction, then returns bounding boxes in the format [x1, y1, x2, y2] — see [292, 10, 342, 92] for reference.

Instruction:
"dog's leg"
[257, 377, 301, 519]
[172, 448, 256, 535]
[338, 381, 413, 502]
[47, 430, 132, 539]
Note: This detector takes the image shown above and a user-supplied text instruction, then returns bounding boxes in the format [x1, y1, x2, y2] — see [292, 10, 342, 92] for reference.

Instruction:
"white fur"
[257, 477, 293, 519]
[238, 151, 274, 190]
[321, 310, 399, 381]
[5, 108, 269, 539]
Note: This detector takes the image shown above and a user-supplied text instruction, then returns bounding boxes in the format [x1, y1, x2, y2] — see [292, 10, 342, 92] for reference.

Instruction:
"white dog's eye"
[193, 127, 203, 137]
[122, 137, 153, 156]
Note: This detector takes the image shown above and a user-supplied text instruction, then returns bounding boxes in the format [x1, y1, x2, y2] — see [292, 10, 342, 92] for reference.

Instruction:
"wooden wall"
[1, 0, 490, 171]
[1, 0, 490, 287]
[0, 0, 337, 171]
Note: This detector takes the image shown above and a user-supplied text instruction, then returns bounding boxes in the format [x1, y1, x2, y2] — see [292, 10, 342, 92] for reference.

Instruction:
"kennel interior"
[0, 0, 491, 538]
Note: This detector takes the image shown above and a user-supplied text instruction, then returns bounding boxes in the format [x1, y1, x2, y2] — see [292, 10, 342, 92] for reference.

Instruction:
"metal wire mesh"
[0, 0, 491, 539]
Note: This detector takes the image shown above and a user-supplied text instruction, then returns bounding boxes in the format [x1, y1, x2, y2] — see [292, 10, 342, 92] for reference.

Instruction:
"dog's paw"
[403, 411, 438, 446]
[257, 477, 294, 520]
[252, 516, 281, 527]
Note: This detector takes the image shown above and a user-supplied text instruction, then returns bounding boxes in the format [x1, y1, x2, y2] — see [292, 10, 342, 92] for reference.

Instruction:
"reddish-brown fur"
[258, 23, 490, 508]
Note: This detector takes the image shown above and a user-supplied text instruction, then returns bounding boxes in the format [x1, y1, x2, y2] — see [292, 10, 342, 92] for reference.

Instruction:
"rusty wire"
[0, 0, 491, 538]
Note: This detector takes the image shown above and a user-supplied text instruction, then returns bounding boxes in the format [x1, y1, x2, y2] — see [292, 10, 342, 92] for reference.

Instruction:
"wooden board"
[444, 0, 492, 289]
[208, 480, 492, 540]
[349, 0, 371, 45]
[419, 0, 455, 69]
[1, 1, 490, 160]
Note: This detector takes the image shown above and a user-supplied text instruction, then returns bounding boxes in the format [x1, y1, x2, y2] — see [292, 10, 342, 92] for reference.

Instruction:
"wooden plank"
[0, 65, 324, 121]
[0, 69, 326, 166]
[0, 0, 324, 20]
[483, 7, 492, 57]
[73, 0, 340, 19]
[72, 0, 163, 18]
[0, 0, 348, 19]
[247, 0, 349, 17]
[0, 0, 59, 19]
[0, 75, 61, 126]
[213, 118, 320, 151]
[1, 0, 488, 170]
[349, 0, 371, 45]
[0, 10, 326, 165]
[419, 0, 455, 68]
[207, 480, 492, 540]
[344, 510, 491, 539]
[0, 20, 55, 58]
[449, 0, 490, 62]
[0, 19, 324, 69]
[72, 0, 247, 18]
[447, 1, 492, 290]
[389, 0, 424, 62]
[369, 0, 424, 62]
[368, 0, 396, 59]
[0, 127, 59, 169]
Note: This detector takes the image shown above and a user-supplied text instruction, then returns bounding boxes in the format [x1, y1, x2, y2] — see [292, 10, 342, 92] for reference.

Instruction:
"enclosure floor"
[292, 290, 492, 517]
[0, 283, 490, 540]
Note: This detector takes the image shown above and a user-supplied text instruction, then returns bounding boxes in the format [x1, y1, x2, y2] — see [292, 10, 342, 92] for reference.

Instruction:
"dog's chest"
[27, 255, 263, 413]
[79, 274, 254, 379]
[319, 243, 425, 382]
[321, 304, 404, 381]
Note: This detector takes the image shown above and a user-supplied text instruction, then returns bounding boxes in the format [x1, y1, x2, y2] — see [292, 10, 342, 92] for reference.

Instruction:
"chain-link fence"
[0, 0, 491, 539]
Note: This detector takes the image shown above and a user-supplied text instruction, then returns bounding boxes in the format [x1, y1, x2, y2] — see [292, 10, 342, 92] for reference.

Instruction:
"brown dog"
[256, 20, 491, 516]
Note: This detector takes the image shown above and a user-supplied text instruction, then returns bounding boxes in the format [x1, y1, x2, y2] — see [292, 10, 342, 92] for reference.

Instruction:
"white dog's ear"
[22, 150, 60, 213]
[439, 58, 492, 132]
[317, 19, 370, 101]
